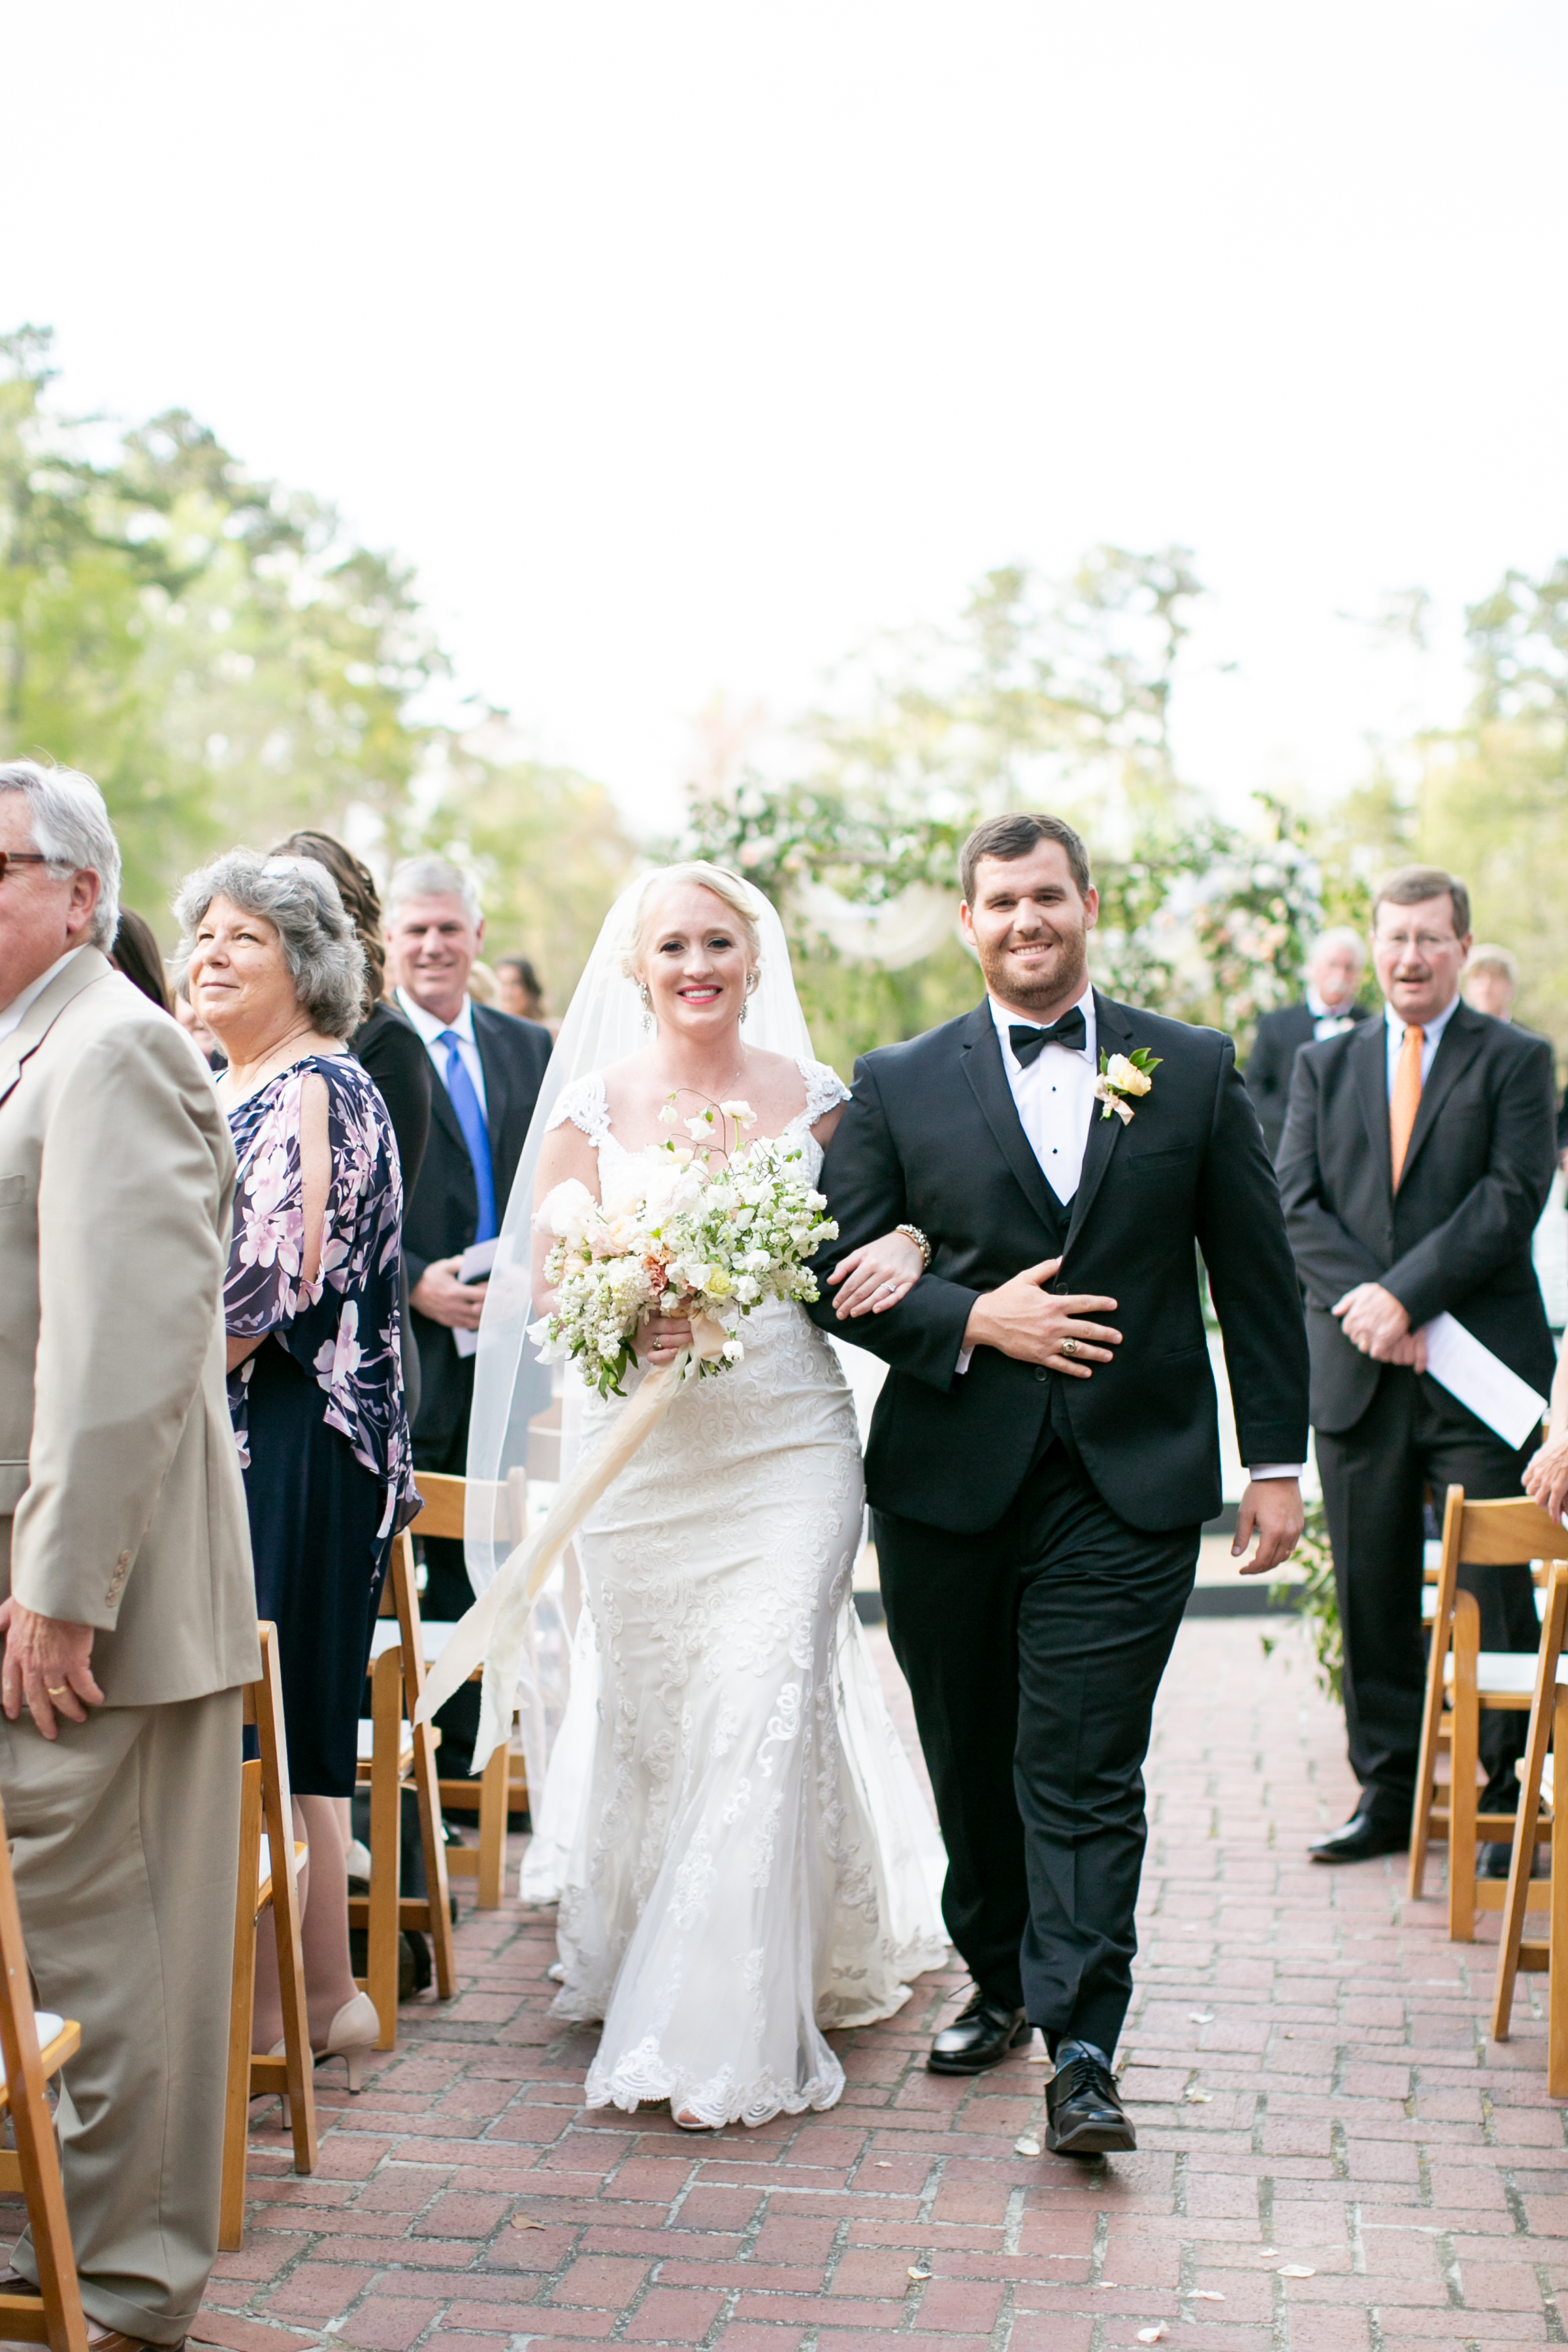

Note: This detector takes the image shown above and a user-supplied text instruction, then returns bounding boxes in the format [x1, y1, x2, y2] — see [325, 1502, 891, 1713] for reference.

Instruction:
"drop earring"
[638, 980, 653, 1032]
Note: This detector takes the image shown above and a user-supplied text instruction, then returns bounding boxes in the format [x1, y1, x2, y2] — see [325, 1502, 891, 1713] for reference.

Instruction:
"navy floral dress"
[224, 1054, 418, 1795]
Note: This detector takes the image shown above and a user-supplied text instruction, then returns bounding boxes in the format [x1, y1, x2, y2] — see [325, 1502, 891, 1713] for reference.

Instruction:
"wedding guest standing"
[270, 831, 433, 1421]
[1278, 866, 1557, 1867]
[181, 847, 418, 2080]
[1462, 944, 1520, 1022]
[110, 906, 174, 1013]
[384, 859, 550, 1765]
[1245, 928, 1369, 1159]
[495, 954, 546, 1022]
[270, 832, 432, 1190]
[0, 761, 258, 2351]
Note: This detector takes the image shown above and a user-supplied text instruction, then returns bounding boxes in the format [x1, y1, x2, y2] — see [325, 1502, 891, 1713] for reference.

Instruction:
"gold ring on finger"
[45, 1684, 69, 1697]
[1060, 1338, 1079, 1357]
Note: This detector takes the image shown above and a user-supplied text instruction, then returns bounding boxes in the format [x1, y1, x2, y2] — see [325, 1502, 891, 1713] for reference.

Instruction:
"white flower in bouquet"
[529, 1096, 838, 1399]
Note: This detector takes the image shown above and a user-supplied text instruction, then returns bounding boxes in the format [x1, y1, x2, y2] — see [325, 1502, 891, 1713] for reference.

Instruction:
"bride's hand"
[636, 1313, 694, 1366]
[828, 1230, 924, 1320]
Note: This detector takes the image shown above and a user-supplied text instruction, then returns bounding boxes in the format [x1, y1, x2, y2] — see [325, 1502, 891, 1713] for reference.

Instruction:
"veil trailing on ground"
[461, 864, 815, 1810]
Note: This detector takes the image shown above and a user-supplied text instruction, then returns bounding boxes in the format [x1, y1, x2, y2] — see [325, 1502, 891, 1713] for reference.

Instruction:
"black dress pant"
[413, 1388, 482, 1778]
[1315, 1365, 1539, 1822]
[874, 1434, 1198, 2057]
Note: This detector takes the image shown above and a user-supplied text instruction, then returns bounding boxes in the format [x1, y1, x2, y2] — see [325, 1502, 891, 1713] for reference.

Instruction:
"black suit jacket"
[352, 1000, 432, 1193]
[403, 1003, 553, 1452]
[808, 993, 1309, 1535]
[1245, 1000, 1369, 1160]
[1276, 1002, 1557, 1433]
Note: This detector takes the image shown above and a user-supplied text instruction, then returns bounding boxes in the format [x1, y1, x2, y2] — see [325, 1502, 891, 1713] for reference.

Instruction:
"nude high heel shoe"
[316, 1991, 379, 2092]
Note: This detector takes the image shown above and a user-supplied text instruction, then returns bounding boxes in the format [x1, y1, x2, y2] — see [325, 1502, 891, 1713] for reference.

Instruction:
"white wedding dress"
[529, 1058, 949, 2129]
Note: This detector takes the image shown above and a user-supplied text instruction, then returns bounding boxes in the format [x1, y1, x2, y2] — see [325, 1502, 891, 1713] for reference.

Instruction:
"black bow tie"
[1009, 1007, 1087, 1066]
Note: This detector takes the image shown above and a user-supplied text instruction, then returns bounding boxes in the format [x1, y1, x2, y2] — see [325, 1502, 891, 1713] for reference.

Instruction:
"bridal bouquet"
[531, 1098, 838, 1399]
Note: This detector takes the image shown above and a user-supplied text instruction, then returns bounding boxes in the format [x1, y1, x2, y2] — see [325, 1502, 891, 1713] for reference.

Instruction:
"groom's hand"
[962, 1258, 1122, 1377]
[1232, 1478, 1305, 1576]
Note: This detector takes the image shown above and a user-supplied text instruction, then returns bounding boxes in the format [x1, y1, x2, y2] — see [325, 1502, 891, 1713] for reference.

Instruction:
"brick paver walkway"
[193, 1618, 1568, 2352]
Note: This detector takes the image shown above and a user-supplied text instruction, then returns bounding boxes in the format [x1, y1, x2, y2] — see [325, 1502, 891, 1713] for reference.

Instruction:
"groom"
[811, 813, 1309, 2155]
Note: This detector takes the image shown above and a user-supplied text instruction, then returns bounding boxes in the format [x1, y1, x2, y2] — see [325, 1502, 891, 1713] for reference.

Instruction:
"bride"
[466, 862, 949, 2129]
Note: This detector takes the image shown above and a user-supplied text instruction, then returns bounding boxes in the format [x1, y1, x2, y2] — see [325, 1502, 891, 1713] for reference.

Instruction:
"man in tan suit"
[0, 762, 259, 2350]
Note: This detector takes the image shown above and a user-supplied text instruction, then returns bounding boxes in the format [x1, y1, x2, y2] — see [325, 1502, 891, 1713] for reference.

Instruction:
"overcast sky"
[8, 1, 1565, 834]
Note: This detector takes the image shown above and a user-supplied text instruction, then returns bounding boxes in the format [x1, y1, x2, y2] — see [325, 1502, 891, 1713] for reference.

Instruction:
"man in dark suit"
[811, 813, 1308, 2157]
[385, 859, 551, 1762]
[1245, 928, 1370, 1158]
[1277, 866, 1558, 1867]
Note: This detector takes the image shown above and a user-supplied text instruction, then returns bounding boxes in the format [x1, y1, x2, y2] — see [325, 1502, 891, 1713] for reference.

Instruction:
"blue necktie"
[437, 1030, 497, 1243]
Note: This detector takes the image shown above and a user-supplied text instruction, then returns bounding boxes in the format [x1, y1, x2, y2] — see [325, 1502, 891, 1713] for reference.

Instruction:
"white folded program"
[453, 1237, 500, 1360]
[1421, 1313, 1550, 1454]
[1, 2013, 63, 2087]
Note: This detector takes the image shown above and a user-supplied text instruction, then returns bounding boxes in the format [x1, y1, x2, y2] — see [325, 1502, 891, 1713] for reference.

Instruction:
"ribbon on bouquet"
[415, 1315, 729, 1773]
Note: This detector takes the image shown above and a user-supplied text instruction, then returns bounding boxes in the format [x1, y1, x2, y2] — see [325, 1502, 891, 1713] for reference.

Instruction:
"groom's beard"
[977, 926, 1090, 1017]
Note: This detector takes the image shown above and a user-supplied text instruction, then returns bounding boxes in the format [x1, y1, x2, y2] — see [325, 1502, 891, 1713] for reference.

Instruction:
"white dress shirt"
[1306, 984, 1360, 1041]
[0, 947, 84, 1042]
[989, 987, 1098, 1207]
[397, 987, 489, 1117]
[959, 987, 1299, 1482]
[1384, 990, 1460, 1098]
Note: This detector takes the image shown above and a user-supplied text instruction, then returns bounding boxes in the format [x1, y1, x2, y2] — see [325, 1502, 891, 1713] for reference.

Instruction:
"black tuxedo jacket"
[1245, 999, 1369, 1159]
[1276, 1002, 1557, 1434]
[403, 1004, 553, 1452]
[808, 993, 1309, 1535]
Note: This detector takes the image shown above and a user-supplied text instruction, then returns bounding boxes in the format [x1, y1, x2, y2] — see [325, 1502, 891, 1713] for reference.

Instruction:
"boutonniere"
[1094, 1047, 1161, 1124]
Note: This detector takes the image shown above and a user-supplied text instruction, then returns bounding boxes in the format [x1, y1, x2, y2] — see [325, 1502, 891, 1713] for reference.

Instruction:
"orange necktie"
[1390, 1022, 1425, 1187]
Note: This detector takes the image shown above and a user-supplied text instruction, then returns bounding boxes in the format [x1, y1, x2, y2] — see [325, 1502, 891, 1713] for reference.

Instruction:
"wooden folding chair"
[351, 1531, 457, 2047]
[411, 1469, 531, 1910]
[1490, 1561, 1568, 2091]
[0, 1784, 86, 2352]
[219, 1621, 317, 2252]
[1409, 1488, 1567, 1938]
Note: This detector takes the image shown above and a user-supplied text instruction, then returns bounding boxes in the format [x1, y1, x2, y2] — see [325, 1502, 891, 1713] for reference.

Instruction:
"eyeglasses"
[1375, 930, 1460, 956]
[0, 852, 54, 884]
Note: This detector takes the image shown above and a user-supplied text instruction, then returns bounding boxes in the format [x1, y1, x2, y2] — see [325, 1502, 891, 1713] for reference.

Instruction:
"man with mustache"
[1279, 868, 1557, 1868]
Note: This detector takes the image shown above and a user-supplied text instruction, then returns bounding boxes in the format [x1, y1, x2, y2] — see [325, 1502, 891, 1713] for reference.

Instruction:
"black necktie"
[1009, 1006, 1086, 1068]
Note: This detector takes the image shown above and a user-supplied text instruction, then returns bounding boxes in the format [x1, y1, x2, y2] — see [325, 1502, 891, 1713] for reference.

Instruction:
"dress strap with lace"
[793, 1056, 850, 1130]
[546, 1071, 613, 1146]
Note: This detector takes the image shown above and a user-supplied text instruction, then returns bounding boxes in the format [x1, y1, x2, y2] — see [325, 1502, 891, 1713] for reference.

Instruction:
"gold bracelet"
[894, 1222, 932, 1270]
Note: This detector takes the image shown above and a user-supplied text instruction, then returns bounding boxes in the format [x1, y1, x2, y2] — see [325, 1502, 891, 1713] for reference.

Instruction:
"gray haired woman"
[178, 849, 418, 2089]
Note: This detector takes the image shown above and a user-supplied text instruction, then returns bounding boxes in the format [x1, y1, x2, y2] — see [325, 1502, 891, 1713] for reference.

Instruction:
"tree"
[678, 551, 1337, 1070]
[1336, 561, 1568, 1057]
[418, 724, 638, 1016]
[0, 327, 444, 926]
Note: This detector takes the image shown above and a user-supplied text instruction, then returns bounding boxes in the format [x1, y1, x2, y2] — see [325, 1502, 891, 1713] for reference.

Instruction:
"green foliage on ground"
[1262, 1499, 1343, 1707]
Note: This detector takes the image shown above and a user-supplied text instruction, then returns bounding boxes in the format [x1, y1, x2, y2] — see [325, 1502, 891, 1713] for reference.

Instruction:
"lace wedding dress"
[531, 1057, 949, 2129]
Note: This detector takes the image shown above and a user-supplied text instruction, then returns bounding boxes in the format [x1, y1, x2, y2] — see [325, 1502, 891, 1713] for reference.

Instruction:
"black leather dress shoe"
[1045, 2040, 1135, 2155]
[1308, 1810, 1409, 1864]
[1480, 1837, 1548, 1880]
[927, 1992, 1030, 2074]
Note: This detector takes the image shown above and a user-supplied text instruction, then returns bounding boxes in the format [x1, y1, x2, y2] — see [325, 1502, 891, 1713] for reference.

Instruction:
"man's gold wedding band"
[45, 1684, 68, 1697]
